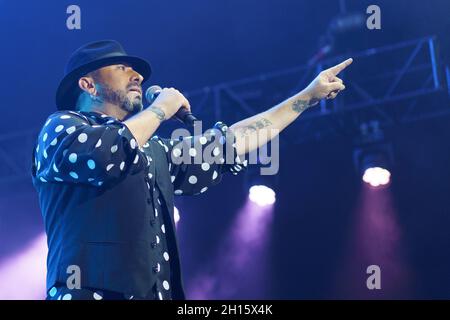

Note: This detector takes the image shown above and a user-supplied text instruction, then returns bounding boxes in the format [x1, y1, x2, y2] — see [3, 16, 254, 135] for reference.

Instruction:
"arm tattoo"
[239, 118, 272, 138]
[148, 105, 166, 121]
[291, 98, 318, 113]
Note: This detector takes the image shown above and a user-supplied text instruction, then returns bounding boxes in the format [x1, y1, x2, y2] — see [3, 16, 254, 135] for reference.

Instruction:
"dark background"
[0, 0, 449, 299]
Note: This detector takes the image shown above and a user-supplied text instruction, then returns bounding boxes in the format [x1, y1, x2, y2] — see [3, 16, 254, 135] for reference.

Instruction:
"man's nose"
[130, 69, 144, 85]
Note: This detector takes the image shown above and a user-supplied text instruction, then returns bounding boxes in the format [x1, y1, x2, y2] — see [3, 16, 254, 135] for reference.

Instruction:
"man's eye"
[118, 65, 126, 70]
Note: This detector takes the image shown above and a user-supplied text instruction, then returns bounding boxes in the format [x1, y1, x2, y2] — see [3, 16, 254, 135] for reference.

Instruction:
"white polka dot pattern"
[62, 293, 72, 300]
[163, 252, 170, 261]
[78, 133, 88, 143]
[34, 111, 145, 187]
[150, 121, 247, 197]
[93, 292, 103, 300]
[49, 287, 57, 297]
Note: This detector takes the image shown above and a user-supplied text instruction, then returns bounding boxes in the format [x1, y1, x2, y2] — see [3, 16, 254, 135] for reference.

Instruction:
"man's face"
[91, 63, 144, 114]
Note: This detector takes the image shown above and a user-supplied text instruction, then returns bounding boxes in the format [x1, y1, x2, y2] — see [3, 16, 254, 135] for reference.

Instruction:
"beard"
[96, 84, 143, 115]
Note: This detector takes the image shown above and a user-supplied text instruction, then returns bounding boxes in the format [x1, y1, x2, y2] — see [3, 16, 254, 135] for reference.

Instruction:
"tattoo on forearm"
[291, 98, 319, 113]
[148, 105, 166, 121]
[239, 118, 272, 137]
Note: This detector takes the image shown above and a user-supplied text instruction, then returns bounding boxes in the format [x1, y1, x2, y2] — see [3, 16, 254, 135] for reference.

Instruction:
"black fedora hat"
[56, 40, 152, 110]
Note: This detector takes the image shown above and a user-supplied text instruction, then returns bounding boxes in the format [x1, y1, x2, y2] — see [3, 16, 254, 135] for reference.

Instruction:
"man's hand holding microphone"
[124, 86, 193, 148]
[146, 86, 193, 123]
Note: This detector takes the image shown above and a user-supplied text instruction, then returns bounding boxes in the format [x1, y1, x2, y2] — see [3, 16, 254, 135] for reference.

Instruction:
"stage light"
[353, 121, 394, 188]
[243, 166, 279, 207]
[248, 185, 276, 206]
[358, 149, 393, 188]
[0, 233, 47, 299]
[362, 166, 391, 187]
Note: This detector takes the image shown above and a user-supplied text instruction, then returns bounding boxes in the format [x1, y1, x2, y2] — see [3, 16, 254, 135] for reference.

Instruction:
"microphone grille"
[145, 85, 162, 103]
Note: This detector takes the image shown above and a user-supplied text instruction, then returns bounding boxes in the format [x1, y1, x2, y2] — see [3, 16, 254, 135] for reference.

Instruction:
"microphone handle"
[174, 107, 198, 127]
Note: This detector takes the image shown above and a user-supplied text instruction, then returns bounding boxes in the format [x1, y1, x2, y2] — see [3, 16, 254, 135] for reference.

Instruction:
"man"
[31, 40, 352, 300]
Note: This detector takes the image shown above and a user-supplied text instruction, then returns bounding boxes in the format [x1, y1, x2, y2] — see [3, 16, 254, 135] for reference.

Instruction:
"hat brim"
[56, 55, 152, 110]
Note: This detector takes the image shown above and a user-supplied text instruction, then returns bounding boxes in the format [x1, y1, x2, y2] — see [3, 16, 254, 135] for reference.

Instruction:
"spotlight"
[363, 167, 391, 187]
[248, 185, 276, 206]
[244, 166, 279, 206]
[354, 121, 394, 188]
[354, 145, 394, 188]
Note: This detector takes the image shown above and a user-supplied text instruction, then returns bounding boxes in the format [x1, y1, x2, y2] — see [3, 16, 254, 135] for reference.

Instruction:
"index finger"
[327, 58, 353, 75]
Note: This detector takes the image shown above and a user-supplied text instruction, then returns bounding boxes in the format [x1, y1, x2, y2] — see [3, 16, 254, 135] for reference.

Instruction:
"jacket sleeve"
[151, 122, 248, 196]
[33, 111, 147, 187]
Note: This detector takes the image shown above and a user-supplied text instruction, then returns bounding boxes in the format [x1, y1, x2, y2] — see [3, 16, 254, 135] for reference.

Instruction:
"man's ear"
[78, 76, 96, 95]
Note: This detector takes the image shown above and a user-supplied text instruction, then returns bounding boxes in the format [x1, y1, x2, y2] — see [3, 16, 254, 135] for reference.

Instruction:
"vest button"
[152, 263, 161, 273]
[150, 218, 156, 226]
[147, 198, 152, 204]
[151, 241, 157, 248]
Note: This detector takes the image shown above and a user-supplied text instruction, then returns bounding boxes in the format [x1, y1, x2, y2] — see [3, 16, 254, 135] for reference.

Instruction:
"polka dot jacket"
[31, 110, 247, 300]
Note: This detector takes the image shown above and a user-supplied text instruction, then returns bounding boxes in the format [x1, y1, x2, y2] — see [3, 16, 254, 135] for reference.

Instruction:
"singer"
[31, 40, 352, 300]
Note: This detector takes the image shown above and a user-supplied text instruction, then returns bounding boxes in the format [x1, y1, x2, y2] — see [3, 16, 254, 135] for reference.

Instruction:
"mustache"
[127, 84, 142, 93]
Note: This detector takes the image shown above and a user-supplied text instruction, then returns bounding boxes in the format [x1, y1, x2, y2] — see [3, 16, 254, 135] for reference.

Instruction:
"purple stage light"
[187, 200, 274, 299]
[0, 233, 47, 300]
[362, 166, 391, 188]
[248, 185, 276, 206]
[333, 184, 412, 298]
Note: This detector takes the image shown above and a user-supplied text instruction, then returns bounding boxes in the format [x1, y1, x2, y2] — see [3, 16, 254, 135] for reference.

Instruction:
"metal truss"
[0, 37, 448, 184]
[183, 36, 449, 145]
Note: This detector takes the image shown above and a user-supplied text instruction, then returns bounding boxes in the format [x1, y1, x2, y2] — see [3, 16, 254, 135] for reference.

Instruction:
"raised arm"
[230, 58, 353, 155]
